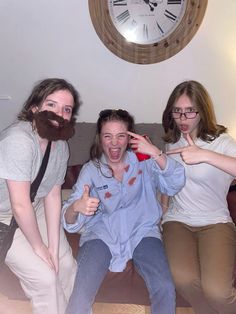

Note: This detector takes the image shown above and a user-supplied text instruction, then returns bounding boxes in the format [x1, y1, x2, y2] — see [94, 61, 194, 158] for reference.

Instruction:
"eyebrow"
[45, 98, 73, 108]
[102, 132, 127, 136]
[173, 106, 195, 110]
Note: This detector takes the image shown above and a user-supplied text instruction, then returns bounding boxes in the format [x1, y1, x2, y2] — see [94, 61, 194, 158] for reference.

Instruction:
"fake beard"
[34, 111, 75, 141]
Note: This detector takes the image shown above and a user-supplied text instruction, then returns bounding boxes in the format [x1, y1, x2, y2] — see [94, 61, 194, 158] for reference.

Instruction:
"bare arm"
[7, 180, 55, 270]
[160, 194, 170, 214]
[167, 133, 236, 176]
[44, 184, 62, 273]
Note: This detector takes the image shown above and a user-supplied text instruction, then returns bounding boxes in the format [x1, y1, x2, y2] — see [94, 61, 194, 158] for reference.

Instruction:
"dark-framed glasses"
[171, 111, 199, 119]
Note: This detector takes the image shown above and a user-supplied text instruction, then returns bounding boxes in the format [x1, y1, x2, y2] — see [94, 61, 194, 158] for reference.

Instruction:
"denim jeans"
[66, 237, 175, 314]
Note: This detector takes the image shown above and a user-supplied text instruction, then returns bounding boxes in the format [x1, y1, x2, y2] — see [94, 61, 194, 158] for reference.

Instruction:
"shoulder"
[1, 121, 34, 140]
[0, 121, 37, 153]
[81, 160, 97, 172]
[207, 133, 236, 148]
[196, 133, 236, 156]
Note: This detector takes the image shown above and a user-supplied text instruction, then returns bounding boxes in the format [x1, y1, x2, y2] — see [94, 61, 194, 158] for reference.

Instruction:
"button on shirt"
[62, 151, 185, 272]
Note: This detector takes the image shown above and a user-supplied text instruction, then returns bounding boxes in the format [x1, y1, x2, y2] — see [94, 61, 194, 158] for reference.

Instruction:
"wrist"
[151, 150, 163, 161]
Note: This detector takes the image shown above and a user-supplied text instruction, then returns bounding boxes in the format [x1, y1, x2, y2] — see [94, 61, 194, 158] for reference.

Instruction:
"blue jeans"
[66, 237, 175, 314]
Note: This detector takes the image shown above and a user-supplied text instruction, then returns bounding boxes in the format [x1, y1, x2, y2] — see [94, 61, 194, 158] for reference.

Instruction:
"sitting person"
[0, 78, 80, 314]
[62, 109, 185, 314]
[161, 80, 236, 314]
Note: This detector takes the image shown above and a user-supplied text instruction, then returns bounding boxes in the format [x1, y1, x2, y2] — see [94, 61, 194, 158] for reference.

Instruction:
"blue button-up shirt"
[62, 151, 185, 271]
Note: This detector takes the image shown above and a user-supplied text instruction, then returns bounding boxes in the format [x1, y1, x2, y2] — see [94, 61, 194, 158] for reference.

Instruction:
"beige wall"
[0, 0, 235, 138]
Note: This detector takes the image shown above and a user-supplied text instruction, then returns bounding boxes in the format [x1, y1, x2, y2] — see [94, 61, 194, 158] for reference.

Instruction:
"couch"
[1, 122, 236, 308]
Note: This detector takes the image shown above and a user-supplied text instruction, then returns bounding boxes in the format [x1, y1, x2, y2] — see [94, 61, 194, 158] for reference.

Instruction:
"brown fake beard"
[34, 111, 75, 141]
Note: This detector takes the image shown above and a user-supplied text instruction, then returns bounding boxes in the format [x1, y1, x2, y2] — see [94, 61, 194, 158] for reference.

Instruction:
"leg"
[66, 239, 112, 314]
[6, 228, 61, 314]
[5, 205, 76, 314]
[57, 227, 77, 313]
[133, 237, 175, 314]
[163, 222, 217, 314]
[199, 223, 236, 314]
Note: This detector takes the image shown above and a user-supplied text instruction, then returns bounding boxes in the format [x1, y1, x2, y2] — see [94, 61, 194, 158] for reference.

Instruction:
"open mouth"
[109, 148, 121, 160]
[179, 124, 188, 132]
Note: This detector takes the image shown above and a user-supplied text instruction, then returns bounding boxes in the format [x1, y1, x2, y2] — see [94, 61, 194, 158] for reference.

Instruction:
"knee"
[172, 268, 200, 292]
[203, 281, 234, 307]
[60, 251, 77, 275]
[37, 269, 57, 290]
[23, 268, 57, 297]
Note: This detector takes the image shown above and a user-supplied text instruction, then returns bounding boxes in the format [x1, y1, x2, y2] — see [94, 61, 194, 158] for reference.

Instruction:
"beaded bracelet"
[151, 150, 163, 161]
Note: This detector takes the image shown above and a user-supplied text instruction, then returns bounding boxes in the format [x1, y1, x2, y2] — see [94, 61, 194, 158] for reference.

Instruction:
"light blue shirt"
[62, 151, 185, 271]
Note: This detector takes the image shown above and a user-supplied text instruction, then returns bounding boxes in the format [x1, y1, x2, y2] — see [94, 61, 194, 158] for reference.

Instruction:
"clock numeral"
[164, 9, 177, 21]
[112, 0, 127, 6]
[116, 9, 130, 23]
[143, 24, 148, 40]
[156, 22, 164, 35]
[167, 0, 182, 4]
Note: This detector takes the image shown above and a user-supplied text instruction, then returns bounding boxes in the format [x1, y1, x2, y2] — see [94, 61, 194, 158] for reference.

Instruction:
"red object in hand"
[133, 135, 151, 161]
[135, 152, 151, 161]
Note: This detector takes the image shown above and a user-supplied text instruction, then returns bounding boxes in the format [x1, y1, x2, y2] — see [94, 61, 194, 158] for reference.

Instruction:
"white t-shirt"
[162, 133, 236, 227]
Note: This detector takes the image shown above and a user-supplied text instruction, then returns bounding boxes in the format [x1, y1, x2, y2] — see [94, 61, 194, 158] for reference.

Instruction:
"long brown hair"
[18, 78, 81, 122]
[162, 80, 227, 143]
[90, 109, 135, 176]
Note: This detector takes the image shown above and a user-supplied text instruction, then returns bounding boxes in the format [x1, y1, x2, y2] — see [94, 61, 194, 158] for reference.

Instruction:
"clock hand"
[143, 0, 158, 12]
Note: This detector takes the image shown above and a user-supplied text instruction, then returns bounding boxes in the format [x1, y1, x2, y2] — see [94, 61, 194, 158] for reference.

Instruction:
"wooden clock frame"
[88, 0, 208, 64]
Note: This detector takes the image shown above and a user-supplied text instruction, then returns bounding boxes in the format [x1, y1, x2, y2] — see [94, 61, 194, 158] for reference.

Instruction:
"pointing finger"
[166, 147, 184, 155]
[127, 131, 143, 140]
[184, 133, 194, 146]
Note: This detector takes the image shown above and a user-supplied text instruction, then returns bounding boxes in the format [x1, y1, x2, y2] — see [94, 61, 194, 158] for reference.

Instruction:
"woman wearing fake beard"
[0, 78, 81, 314]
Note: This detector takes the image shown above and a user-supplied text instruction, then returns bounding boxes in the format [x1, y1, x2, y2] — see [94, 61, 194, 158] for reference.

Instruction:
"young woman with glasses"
[162, 80, 236, 314]
[62, 109, 185, 314]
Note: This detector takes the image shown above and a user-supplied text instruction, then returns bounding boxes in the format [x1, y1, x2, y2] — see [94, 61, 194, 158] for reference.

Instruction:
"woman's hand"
[72, 185, 100, 216]
[127, 131, 161, 156]
[48, 247, 59, 273]
[166, 133, 206, 164]
[34, 243, 57, 271]
[127, 131, 167, 169]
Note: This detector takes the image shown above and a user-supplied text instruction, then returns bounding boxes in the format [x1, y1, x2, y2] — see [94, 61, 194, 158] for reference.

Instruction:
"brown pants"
[163, 221, 236, 314]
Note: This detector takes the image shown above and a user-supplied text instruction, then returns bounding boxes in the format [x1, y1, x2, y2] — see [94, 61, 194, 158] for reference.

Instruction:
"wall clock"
[88, 0, 208, 64]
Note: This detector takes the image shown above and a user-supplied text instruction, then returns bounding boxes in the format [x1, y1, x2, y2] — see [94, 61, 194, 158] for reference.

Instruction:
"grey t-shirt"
[0, 121, 69, 222]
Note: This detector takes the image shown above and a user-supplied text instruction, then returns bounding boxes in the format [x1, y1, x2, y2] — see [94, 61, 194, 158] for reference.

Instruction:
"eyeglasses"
[99, 109, 129, 118]
[171, 111, 199, 119]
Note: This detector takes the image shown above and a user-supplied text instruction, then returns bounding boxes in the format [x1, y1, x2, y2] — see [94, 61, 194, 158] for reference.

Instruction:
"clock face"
[88, 0, 208, 64]
[108, 0, 187, 45]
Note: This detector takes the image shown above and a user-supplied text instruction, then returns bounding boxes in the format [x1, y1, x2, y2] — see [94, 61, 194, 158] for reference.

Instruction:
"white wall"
[0, 0, 236, 138]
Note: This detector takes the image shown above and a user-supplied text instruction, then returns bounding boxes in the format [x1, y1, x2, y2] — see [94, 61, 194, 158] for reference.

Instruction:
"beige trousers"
[5, 205, 77, 314]
[163, 221, 236, 314]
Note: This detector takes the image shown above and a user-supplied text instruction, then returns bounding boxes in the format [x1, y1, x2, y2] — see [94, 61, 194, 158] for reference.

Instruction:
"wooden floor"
[0, 293, 194, 314]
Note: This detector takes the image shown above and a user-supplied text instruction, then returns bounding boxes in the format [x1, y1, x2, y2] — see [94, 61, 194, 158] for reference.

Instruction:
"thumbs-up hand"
[73, 184, 100, 216]
[166, 133, 206, 165]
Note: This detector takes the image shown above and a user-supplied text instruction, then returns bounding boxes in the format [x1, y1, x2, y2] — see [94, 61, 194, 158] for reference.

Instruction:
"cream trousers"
[5, 204, 77, 314]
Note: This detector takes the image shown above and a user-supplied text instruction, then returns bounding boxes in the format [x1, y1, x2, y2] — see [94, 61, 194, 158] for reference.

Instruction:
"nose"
[180, 113, 187, 120]
[56, 107, 64, 117]
[111, 136, 118, 145]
